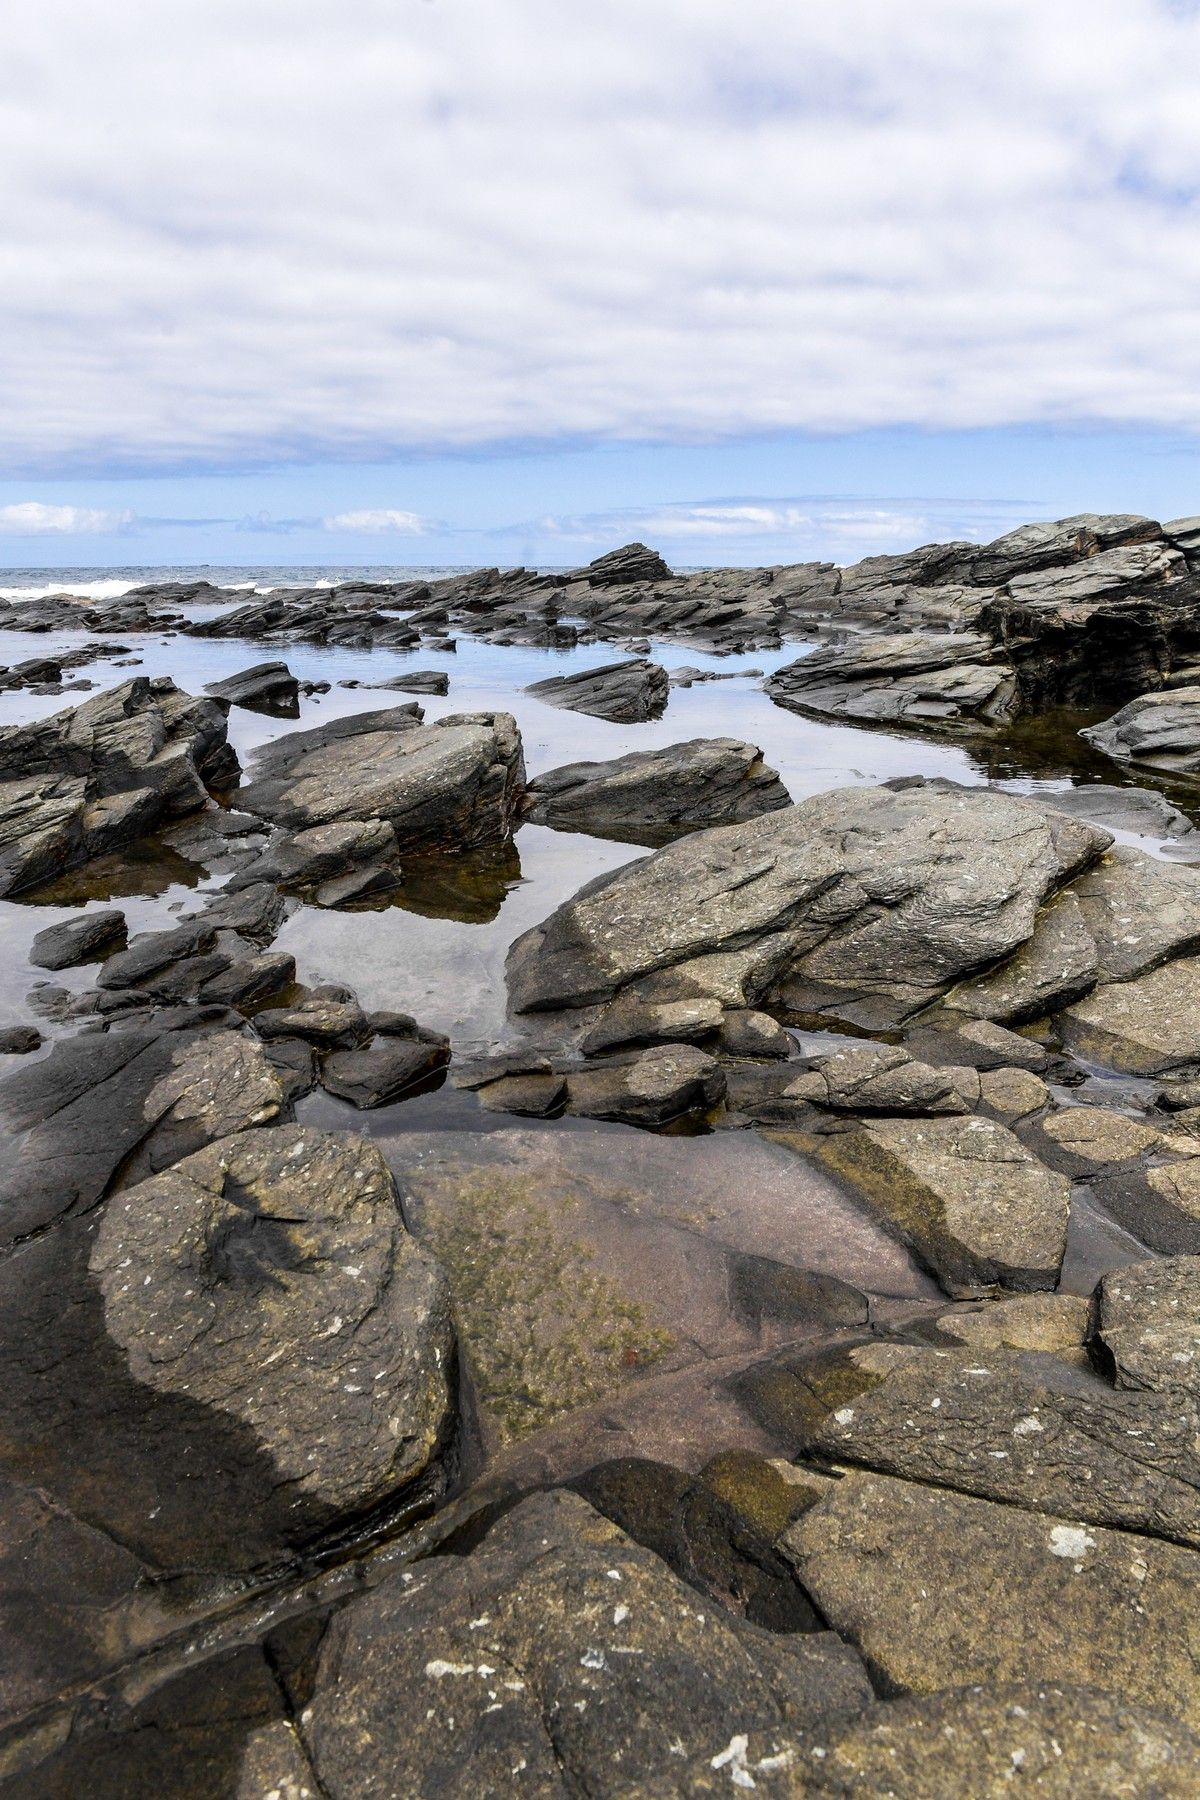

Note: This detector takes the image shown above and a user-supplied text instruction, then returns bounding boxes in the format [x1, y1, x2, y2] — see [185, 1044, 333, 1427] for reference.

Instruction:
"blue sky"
[4, 1, 1200, 569]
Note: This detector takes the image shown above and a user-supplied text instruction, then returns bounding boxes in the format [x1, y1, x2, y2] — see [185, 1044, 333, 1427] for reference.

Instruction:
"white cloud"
[0, 502, 133, 535]
[4, 3, 1200, 467]
[322, 509, 430, 534]
[536, 496, 1036, 561]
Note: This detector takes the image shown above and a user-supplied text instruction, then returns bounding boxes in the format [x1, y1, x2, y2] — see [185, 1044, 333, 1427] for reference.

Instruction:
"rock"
[811, 1114, 1070, 1296]
[977, 1065, 1048, 1119]
[582, 995, 725, 1055]
[251, 816, 403, 903]
[526, 657, 670, 722]
[1044, 781, 1200, 853]
[0, 1024, 287, 1242]
[944, 888, 1098, 1023]
[970, 512, 1161, 585]
[0, 678, 238, 897]
[567, 1044, 726, 1126]
[934, 1291, 1090, 1357]
[0, 1025, 41, 1055]
[718, 1009, 793, 1059]
[1091, 1256, 1200, 1398]
[239, 707, 525, 855]
[204, 660, 300, 715]
[805, 1345, 1200, 1549]
[620, 1685, 1200, 1797]
[782, 1471, 1200, 1727]
[1059, 955, 1200, 1073]
[766, 633, 1017, 729]
[301, 1489, 871, 1799]
[89, 1125, 453, 1526]
[475, 1069, 569, 1116]
[525, 739, 790, 843]
[1037, 1104, 1163, 1171]
[28, 908, 127, 971]
[255, 997, 371, 1049]
[507, 782, 1110, 1031]
[579, 541, 674, 585]
[319, 1032, 451, 1107]
[1069, 846, 1200, 981]
[1084, 686, 1200, 775]
[905, 1016, 1053, 1073]
[199, 950, 296, 1010]
[782, 1045, 972, 1116]
[358, 668, 450, 695]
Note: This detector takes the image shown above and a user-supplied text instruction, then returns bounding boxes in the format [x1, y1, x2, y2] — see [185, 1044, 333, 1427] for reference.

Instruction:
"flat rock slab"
[507, 781, 1109, 1032]
[303, 1490, 872, 1799]
[782, 1471, 1200, 1729]
[28, 907, 126, 970]
[526, 656, 670, 722]
[525, 737, 790, 844]
[1091, 1256, 1200, 1398]
[1059, 954, 1200, 1072]
[766, 632, 1016, 729]
[239, 706, 525, 854]
[622, 1685, 1200, 1797]
[808, 1114, 1070, 1296]
[805, 1344, 1200, 1549]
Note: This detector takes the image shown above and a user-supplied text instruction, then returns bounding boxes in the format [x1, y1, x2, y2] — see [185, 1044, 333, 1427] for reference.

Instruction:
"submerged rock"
[525, 737, 790, 843]
[526, 657, 670, 722]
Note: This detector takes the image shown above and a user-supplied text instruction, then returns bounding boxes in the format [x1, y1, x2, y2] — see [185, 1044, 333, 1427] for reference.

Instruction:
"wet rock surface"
[7, 523, 1200, 1792]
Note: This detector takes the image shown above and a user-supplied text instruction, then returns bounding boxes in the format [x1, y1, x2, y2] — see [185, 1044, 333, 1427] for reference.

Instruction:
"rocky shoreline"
[1, 514, 1200, 1795]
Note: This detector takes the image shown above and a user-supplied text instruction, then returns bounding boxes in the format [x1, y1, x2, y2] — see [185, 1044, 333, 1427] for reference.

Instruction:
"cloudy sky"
[3, 0, 1200, 568]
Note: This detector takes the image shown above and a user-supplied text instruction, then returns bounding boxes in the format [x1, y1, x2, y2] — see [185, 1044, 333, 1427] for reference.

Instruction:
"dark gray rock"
[320, 1033, 451, 1107]
[302, 1488, 871, 1799]
[525, 738, 790, 843]
[766, 633, 1017, 730]
[255, 997, 371, 1048]
[578, 541, 674, 585]
[0, 1024, 41, 1055]
[199, 950, 296, 1010]
[0, 678, 238, 897]
[0, 1023, 287, 1243]
[526, 657, 670, 722]
[239, 707, 525, 854]
[29, 908, 126, 970]
[566, 1044, 726, 1126]
[205, 660, 299, 715]
[969, 512, 1162, 585]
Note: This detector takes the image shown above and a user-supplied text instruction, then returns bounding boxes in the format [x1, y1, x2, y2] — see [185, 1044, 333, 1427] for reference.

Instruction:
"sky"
[3, 0, 1200, 569]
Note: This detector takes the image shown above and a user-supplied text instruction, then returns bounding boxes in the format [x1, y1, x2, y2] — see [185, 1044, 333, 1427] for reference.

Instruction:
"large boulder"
[524, 738, 790, 843]
[507, 781, 1110, 1032]
[766, 633, 1017, 729]
[301, 1489, 872, 1798]
[782, 1471, 1200, 1728]
[238, 706, 525, 853]
[204, 659, 299, 715]
[526, 657, 670, 722]
[0, 677, 238, 896]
